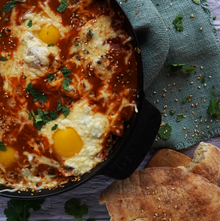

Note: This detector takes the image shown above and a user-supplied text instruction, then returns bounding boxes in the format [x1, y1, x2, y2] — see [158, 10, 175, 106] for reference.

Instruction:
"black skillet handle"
[101, 96, 161, 179]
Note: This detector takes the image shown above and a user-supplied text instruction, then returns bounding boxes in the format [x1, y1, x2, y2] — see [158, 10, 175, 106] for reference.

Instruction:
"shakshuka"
[0, 0, 138, 191]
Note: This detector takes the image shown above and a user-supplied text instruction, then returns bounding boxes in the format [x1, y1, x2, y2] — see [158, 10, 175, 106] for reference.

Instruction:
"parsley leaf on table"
[4, 199, 45, 221]
[193, 0, 200, 4]
[211, 87, 216, 96]
[207, 98, 220, 117]
[176, 114, 184, 122]
[183, 96, 190, 104]
[164, 64, 195, 73]
[57, 0, 68, 13]
[65, 198, 88, 221]
[48, 43, 55, 47]
[62, 78, 72, 90]
[26, 82, 47, 103]
[173, 13, 184, 32]
[63, 68, 71, 77]
[201, 75, 205, 83]
[0, 142, 6, 151]
[27, 20, 32, 28]
[158, 123, 172, 140]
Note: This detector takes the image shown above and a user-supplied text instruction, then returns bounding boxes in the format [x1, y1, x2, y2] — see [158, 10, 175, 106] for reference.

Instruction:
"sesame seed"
[170, 3, 173, 6]
[207, 126, 209, 129]
[200, 27, 203, 31]
[200, 66, 203, 69]
[175, 99, 178, 102]
[190, 82, 193, 85]
[183, 127, 186, 130]
[209, 76, 212, 78]
[198, 86, 201, 89]
[191, 14, 194, 18]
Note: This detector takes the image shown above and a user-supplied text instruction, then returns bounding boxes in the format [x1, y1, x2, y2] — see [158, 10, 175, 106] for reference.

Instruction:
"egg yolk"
[53, 128, 83, 157]
[38, 25, 60, 44]
[0, 147, 15, 168]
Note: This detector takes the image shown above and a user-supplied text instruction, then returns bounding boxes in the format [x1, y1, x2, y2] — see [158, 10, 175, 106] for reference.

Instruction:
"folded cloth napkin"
[120, 0, 220, 150]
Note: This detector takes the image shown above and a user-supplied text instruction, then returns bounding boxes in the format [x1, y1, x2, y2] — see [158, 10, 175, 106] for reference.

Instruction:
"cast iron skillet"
[0, 0, 161, 198]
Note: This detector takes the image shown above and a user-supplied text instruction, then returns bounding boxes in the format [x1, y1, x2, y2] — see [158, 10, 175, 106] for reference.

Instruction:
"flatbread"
[187, 142, 220, 186]
[99, 167, 220, 221]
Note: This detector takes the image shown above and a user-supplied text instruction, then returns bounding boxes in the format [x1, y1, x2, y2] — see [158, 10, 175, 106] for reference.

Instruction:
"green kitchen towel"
[118, 0, 220, 150]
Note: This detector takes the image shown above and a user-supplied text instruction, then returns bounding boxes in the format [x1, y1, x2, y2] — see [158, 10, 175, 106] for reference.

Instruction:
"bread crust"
[99, 167, 220, 221]
[188, 142, 220, 186]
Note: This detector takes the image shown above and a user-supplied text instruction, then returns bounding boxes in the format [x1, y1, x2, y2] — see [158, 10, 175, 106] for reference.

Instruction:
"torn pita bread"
[99, 167, 220, 221]
[187, 142, 220, 186]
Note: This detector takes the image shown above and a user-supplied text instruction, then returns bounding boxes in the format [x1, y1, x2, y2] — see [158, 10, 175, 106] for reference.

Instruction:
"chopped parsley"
[183, 96, 190, 104]
[89, 30, 93, 35]
[97, 60, 102, 65]
[57, 99, 70, 117]
[201, 75, 205, 83]
[158, 123, 172, 140]
[47, 74, 55, 82]
[4, 199, 45, 221]
[207, 98, 220, 117]
[213, 16, 217, 20]
[7, 53, 10, 57]
[24, 76, 27, 79]
[3, 0, 16, 13]
[48, 43, 55, 47]
[173, 14, 184, 32]
[0, 142, 6, 151]
[193, 0, 200, 4]
[57, 0, 68, 13]
[26, 82, 47, 103]
[5, 18, 9, 22]
[75, 43, 79, 46]
[0, 33, 2, 37]
[27, 20, 32, 28]
[170, 110, 175, 115]
[63, 68, 71, 77]
[51, 124, 58, 131]
[176, 114, 184, 122]
[62, 78, 71, 90]
[65, 198, 88, 221]
[164, 64, 195, 73]
[86, 51, 89, 54]
[0, 56, 8, 61]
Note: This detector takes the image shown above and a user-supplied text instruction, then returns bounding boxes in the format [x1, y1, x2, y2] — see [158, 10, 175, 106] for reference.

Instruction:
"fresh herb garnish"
[65, 198, 88, 221]
[62, 78, 72, 90]
[170, 110, 175, 115]
[193, 0, 200, 4]
[51, 124, 58, 131]
[86, 51, 89, 54]
[47, 74, 55, 82]
[27, 20, 32, 28]
[0, 142, 6, 151]
[213, 16, 217, 20]
[57, 99, 70, 117]
[26, 82, 47, 103]
[158, 123, 172, 140]
[57, 0, 68, 13]
[0, 33, 2, 37]
[211, 87, 216, 96]
[201, 75, 205, 83]
[7, 54, 10, 57]
[48, 43, 55, 47]
[183, 96, 190, 104]
[89, 30, 93, 35]
[97, 60, 102, 65]
[177, 114, 184, 122]
[0, 56, 8, 61]
[63, 68, 71, 77]
[4, 199, 45, 221]
[75, 43, 79, 46]
[164, 64, 195, 73]
[5, 18, 9, 22]
[23, 76, 27, 79]
[173, 13, 184, 32]
[207, 98, 220, 117]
